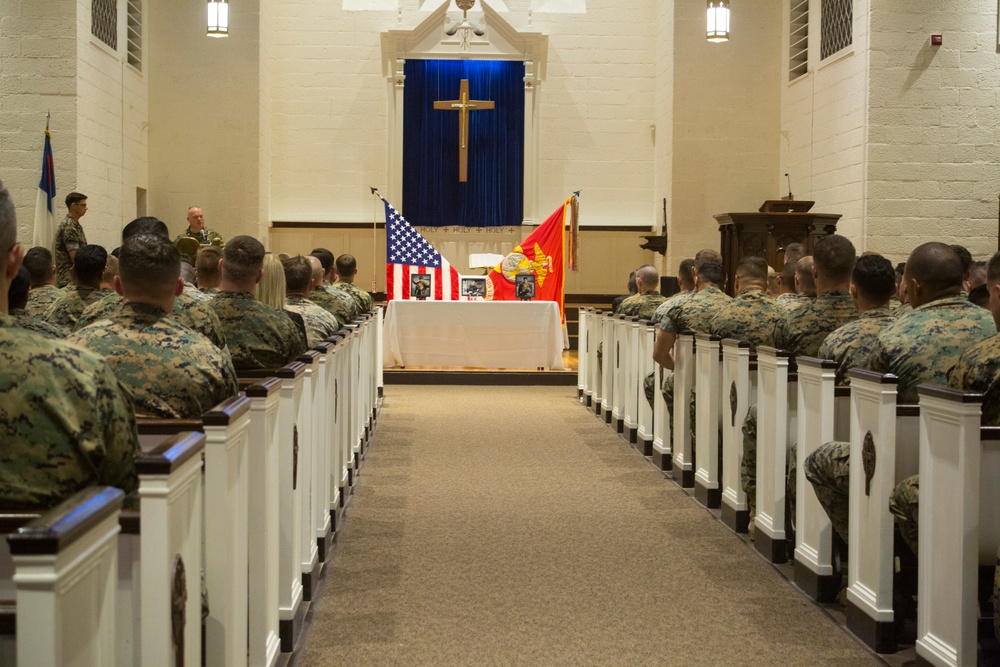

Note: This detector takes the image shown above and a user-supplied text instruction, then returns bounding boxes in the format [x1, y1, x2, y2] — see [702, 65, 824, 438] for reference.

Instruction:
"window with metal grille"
[92, 0, 117, 50]
[789, 0, 808, 81]
[127, 0, 142, 71]
[821, 0, 852, 60]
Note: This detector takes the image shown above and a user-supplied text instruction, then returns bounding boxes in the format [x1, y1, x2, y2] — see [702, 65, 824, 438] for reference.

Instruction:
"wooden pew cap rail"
[848, 369, 899, 384]
[239, 361, 305, 380]
[722, 338, 751, 349]
[244, 377, 282, 397]
[917, 384, 984, 403]
[695, 332, 723, 342]
[136, 431, 207, 475]
[297, 350, 320, 365]
[796, 356, 838, 370]
[202, 394, 252, 426]
[7, 486, 124, 556]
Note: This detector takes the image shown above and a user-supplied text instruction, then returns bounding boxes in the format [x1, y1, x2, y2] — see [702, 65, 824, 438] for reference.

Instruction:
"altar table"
[382, 300, 565, 370]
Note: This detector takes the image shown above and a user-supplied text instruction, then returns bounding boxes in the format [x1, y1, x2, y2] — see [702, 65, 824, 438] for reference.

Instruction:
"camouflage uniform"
[774, 291, 857, 358]
[650, 290, 692, 329]
[618, 291, 666, 320]
[183, 282, 212, 303]
[892, 302, 913, 318]
[742, 291, 856, 525]
[200, 286, 220, 298]
[45, 285, 113, 330]
[803, 308, 897, 542]
[76, 291, 227, 349]
[67, 302, 238, 419]
[818, 307, 896, 386]
[708, 287, 784, 350]
[11, 308, 67, 339]
[776, 292, 807, 310]
[285, 294, 342, 347]
[53, 215, 87, 288]
[175, 227, 224, 247]
[24, 284, 65, 319]
[331, 281, 374, 316]
[209, 290, 307, 369]
[310, 287, 355, 326]
[0, 314, 139, 509]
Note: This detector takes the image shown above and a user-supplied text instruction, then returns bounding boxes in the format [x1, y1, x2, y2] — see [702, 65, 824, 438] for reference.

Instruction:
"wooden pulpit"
[715, 200, 841, 295]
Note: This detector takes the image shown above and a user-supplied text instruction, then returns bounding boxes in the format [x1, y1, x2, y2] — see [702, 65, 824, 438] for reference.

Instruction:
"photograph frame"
[410, 272, 433, 299]
[461, 277, 487, 297]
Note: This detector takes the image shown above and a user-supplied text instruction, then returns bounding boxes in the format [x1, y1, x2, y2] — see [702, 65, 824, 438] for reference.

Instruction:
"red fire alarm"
[931, 34, 942, 46]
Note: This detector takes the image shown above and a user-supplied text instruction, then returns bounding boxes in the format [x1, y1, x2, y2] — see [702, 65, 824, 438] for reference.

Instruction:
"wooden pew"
[623, 316, 642, 447]
[635, 319, 656, 456]
[589, 309, 605, 417]
[651, 329, 673, 472]
[239, 363, 307, 651]
[310, 342, 335, 563]
[600, 310, 615, 423]
[845, 369, 919, 654]
[577, 306, 590, 404]
[135, 431, 206, 667]
[293, 351, 322, 598]
[7, 487, 124, 667]
[694, 332, 724, 508]
[720, 339, 754, 533]
[611, 314, 630, 435]
[793, 357, 850, 602]
[140, 395, 253, 666]
[672, 331, 696, 487]
[754, 346, 798, 563]
[915, 386, 1000, 667]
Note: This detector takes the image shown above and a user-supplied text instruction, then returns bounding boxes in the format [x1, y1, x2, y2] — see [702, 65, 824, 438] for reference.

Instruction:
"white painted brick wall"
[866, 0, 1000, 263]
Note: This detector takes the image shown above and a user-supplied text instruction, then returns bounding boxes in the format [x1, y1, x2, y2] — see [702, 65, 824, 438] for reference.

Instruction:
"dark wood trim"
[794, 559, 839, 603]
[0, 602, 15, 636]
[653, 449, 673, 471]
[834, 386, 850, 397]
[279, 599, 305, 653]
[136, 432, 206, 475]
[896, 405, 919, 417]
[917, 384, 983, 403]
[8, 487, 124, 556]
[202, 394, 252, 426]
[846, 599, 897, 654]
[849, 368, 899, 384]
[721, 504, 749, 534]
[672, 465, 695, 488]
[754, 530, 788, 564]
[694, 482, 722, 509]
[757, 345, 792, 359]
[796, 356, 838, 370]
[296, 350, 320, 366]
[0, 513, 39, 533]
[244, 377, 282, 398]
[301, 558, 320, 602]
[695, 332, 723, 342]
[120, 510, 141, 535]
[138, 418, 203, 436]
[636, 436, 653, 457]
[722, 338, 751, 350]
[238, 361, 305, 381]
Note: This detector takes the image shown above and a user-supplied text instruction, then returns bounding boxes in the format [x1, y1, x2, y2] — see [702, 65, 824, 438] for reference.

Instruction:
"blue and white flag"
[33, 123, 56, 249]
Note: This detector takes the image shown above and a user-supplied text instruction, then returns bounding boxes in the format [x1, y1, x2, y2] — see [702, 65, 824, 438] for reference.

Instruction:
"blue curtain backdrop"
[403, 59, 524, 227]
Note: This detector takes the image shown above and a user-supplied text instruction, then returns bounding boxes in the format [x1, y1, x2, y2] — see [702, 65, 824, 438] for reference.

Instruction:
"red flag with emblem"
[485, 195, 578, 324]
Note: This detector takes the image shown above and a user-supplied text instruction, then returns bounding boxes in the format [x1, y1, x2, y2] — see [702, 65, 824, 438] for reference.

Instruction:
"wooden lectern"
[715, 200, 841, 296]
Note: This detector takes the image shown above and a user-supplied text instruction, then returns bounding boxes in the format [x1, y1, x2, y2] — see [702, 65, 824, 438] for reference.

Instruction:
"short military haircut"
[735, 256, 768, 282]
[984, 250, 1000, 284]
[119, 234, 181, 299]
[335, 253, 357, 277]
[678, 258, 696, 288]
[23, 246, 54, 283]
[697, 261, 725, 287]
[694, 248, 723, 269]
[781, 259, 797, 286]
[122, 216, 169, 242]
[9, 266, 30, 310]
[223, 235, 266, 282]
[851, 254, 895, 304]
[969, 284, 989, 309]
[65, 192, 87, 208]
[310, 248, 335, 274]
[179, 261, 196, 285]
[103, 254, 119, 280]
[796, 256, 816, 292]
[635, 265, 659, 291]
[968, 260, 987, 289]
[73, 244, 108, 284]
[196, 246, 223, 279]
[906, 242, 963, 293]
[0, 179, 16, 257]
[783, 242, 806, 265]
[283, 255, 313, 292]
[950, 244, 972, 275]
[812, 234, 856, 282]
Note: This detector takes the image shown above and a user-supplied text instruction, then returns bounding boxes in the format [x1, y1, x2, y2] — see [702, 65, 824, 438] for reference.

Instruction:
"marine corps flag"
[485, 194, 579, 323]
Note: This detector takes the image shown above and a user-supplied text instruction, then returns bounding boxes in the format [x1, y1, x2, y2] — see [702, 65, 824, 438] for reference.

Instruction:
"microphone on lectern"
[785, 173, 793, 201]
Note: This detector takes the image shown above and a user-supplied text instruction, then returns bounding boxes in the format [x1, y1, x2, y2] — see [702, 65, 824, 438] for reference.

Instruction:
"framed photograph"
[410, 273, 432, 299]
[514, 274, 536, 300]
[461, 277, 486, 297]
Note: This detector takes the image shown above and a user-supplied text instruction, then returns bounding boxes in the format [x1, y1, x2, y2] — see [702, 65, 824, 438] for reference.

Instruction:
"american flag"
[384, 198, 460, 301]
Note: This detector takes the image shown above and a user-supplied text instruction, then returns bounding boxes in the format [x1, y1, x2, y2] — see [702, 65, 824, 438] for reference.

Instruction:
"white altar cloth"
[383, 300, 565, 370]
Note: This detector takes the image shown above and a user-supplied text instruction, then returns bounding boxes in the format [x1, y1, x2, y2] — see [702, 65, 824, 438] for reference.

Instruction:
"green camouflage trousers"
[739, 404, 797, 520]
[889, 474, 919, 556]
[643, 370, 675, 448]
[803, 440, 851, 544]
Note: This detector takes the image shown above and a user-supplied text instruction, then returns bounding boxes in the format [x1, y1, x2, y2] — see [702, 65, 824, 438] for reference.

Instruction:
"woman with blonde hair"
[254, 253, 286, 310]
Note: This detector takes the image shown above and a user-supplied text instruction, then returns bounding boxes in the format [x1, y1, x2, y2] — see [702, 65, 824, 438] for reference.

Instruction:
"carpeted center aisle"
[297, 385, 879, 666]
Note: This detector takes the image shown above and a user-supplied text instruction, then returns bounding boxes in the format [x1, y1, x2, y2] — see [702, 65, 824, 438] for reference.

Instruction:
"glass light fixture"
[707, 0, 730, 43]
[207, 0, 229, 38]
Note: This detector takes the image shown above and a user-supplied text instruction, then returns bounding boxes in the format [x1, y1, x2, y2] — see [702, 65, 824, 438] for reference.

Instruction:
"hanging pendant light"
[207, 0, 229, 38]
[707, 0, 730, 43]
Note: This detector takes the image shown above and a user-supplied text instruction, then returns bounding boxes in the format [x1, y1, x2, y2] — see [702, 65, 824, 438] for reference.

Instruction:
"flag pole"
[370, 186, 381, 294]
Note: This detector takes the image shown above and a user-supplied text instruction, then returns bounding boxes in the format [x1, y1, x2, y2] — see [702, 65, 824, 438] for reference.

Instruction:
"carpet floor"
[296, 385, 880, 666]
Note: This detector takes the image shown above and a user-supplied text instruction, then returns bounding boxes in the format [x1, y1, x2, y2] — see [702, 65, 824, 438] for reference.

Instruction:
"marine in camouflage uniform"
[11, 308, 67, 339]
[24, 284, 65, 318]
[210, 290, 307, 369]
[76, 290, 228, 349]
[311, 285, 355, 326]
[183, 281, 212, 303]
[818, 307, 896, 387]
[643, 290, 693, 407]
[886, 304, 999, 556]
[618, 291, 666, 320]
[332, 280, 375, 315]
[53, 214, 87, 288]
[68, 302, 238, 418]
[44, 284, 114, 330]
[285, 294, 342, 347]
[0, 313, 140, 509]
[708, 287, 784, 350]
[775, 292, 801, 310]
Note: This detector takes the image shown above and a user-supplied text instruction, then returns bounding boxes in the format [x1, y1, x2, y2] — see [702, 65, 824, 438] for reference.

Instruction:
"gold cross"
[433, 79, 495, 182]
